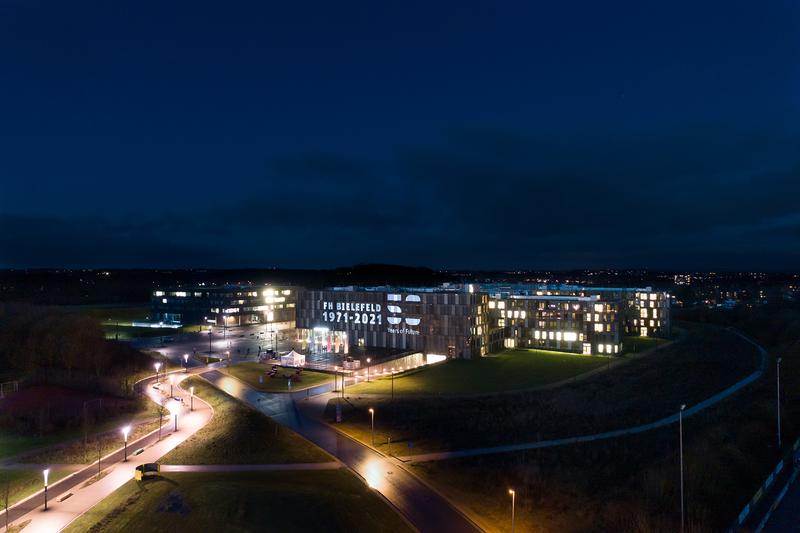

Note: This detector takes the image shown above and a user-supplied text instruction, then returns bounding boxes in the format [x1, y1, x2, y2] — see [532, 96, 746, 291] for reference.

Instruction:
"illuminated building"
[151, 285, 295, 327]
[294, 285, 489, 358]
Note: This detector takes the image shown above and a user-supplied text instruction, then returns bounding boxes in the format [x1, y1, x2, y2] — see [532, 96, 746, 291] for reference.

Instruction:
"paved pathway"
[5, 370, 213, 533]
[404, 329, 768, 463]
[201, 370, 480, 533]
[160, 462, 341, 472]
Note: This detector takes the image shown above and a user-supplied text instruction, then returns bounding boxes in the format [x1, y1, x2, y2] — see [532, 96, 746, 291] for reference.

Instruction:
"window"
[598, 344, 605, 353]
[488, 301, 496, 309]
[640, 308, 648, 318]
[564, 332, 578, 342]
[594, 323, 604, 332]
[582, 343, 592, 355]
[594, 303, 604, 313]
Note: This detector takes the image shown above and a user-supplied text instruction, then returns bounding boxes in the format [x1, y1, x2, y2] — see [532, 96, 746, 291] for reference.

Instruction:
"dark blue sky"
[1, 0, 798, 270]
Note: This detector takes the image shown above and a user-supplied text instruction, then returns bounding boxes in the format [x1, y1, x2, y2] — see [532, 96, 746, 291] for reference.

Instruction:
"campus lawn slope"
[159, 377, 330, 465]
[348, 348, 608, 396]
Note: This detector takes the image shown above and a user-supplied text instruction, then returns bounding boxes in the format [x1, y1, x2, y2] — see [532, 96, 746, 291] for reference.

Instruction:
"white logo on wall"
[386, 294, 421, 335]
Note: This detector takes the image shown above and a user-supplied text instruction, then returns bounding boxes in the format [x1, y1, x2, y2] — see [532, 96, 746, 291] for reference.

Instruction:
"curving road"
[201, 370, 480, 533]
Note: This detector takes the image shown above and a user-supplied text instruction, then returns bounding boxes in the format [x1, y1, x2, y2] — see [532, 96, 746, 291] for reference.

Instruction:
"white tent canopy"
[280, 350, 306, 367]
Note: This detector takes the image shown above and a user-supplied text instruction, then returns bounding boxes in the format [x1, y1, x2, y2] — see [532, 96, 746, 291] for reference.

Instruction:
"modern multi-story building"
[483, 284, 671, 355]
[294, 285, 489, 358]
[150, 285, 296, 328]
[152, 282, 670, 358]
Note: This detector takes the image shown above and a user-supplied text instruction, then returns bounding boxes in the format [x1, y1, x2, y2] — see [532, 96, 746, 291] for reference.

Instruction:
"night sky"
[1, 1, 798, 270]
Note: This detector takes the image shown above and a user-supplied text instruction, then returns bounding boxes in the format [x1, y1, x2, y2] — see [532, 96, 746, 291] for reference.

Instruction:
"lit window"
[598, 344, 605, 353]
[594, 303, 604, 313]
[548, 331, 554, 340]
[556, 331, 562, 341]
[520, 310, 526, 319]
[640, 309, 648, 318]
[594, 323, 603, 332]
[162, 298, 167, 304]
[564, 332, 578, 342]
[498, 301, 506, 309]
[534, 330, 541, 339]
[488, 301, 496, 309]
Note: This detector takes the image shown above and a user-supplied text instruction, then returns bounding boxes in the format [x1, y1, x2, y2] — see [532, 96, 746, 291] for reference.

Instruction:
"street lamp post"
[168, 400, 179, 432]
[169, 375, 174, 397]
[369, 408, 375, 446]
[154, 362, 161, 383]
[391, 368, 395, 402]
[777, 357, 782, 449]
[190, 386, 194, 411]
[43, 468, 49, 511]
[509, 489, 516, 533]
[679, 403, 686, 533]
[122, 425, 131, 461]
[208, 327, 212, 354]
[366, 358, 371, 383]
[184, 353, 189, 372]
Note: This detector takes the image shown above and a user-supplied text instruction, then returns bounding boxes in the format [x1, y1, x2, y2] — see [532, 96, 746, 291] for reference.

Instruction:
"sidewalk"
[6, 372, 213, 533]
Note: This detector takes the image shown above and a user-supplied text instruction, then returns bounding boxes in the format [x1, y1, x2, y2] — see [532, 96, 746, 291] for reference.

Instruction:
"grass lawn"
[327, 324, 759, 456]
[348, 348, 608, 396]
[221, 362, 333, 393]
[1, 393, 159, 463]
[0, 468, 71, 508]
[159, 377, 330, 465]
[622, 335, 667, 354]
[64, 470, 411, 533]
[19, 415, 161, 465]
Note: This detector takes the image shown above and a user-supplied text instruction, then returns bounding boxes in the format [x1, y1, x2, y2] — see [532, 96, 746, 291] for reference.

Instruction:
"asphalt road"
[764, 469, 800, 532]
[131, 324, 279, 366]
[201, 370, 480, 533]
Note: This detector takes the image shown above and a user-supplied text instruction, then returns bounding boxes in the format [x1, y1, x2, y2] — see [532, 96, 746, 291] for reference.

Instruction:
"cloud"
[1, 124, 798, 270]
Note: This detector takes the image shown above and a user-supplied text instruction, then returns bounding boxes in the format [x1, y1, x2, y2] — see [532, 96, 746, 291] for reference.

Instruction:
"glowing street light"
[366, 358, 371, 382]
[509, 489, 516, 533]
[190, 386, 195, 411]
[43, 468, 50, 510]
[183, 353, 189, 372]
[168, 400, 180, 432]
[154, 361, 162, 383]
[368, 408, 375, 446]
[169, 374, 174, 397]
[121, 425, 131, 461]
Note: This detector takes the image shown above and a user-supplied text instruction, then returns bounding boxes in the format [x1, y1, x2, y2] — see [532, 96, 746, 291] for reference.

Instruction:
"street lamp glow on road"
[190, 386, 195, 411]
[43, 468, 50, 510]
[368, 408, 375, 446]
[122, 425, 131, 461]
[184, 353, 189, 372]
[508, 489, 516, 533]
[154, 361, 161, 382]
